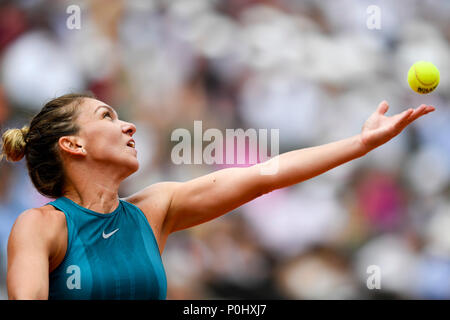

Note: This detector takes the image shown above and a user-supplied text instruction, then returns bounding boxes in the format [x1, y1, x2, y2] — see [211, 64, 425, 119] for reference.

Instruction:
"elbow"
[7, 284, 48, 300]
[253, 183, 274, 199]
[8, 292, 48, 300]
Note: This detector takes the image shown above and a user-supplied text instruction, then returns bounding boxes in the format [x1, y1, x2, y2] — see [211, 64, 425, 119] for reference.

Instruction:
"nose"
[122, 121, 136, 136]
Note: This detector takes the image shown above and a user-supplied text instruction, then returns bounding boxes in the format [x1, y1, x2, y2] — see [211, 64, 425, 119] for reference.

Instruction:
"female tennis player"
[1, 93, 434, 299]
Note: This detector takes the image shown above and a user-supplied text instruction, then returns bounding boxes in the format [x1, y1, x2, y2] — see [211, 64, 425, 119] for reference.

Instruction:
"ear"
[58, 136, 86, 156]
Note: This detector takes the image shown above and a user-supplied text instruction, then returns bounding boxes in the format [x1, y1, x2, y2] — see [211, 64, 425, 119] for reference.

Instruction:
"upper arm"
[126, 164, 272, 242]
[7, 209, 54, 300]
[165, 164, 272, 233]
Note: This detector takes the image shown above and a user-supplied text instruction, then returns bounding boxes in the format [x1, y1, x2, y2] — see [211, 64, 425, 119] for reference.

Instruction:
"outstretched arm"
[164, 134, 364, 234]
[136, 102, 435, 236]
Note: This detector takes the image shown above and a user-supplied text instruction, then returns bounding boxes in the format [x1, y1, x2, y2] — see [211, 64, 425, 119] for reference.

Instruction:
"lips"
[127, 139, 135, 148]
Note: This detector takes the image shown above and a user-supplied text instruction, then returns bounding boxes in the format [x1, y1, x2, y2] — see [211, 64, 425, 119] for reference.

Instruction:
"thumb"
[377, 101, 389, 115]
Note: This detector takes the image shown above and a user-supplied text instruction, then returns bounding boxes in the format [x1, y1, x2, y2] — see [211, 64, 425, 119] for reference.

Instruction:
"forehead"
[77, 98, 117, 119]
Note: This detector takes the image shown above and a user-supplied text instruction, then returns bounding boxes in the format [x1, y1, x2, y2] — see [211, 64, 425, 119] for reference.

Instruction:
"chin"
[122, 163, 139, 180]
[121, 155, 139, 173]
[129, 159, 139, 173]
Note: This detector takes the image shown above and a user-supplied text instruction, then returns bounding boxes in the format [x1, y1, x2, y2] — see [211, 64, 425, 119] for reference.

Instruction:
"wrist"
[355, 134, 371, 156]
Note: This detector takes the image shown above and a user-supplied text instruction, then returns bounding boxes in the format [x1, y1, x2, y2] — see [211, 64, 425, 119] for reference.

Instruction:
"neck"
[62, 163, 125, 214]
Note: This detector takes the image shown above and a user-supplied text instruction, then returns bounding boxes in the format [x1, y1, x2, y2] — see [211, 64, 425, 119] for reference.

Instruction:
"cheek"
[87, 135, 117, 157]
[83, 126, 128, 160]
[98, 139, 132, 160]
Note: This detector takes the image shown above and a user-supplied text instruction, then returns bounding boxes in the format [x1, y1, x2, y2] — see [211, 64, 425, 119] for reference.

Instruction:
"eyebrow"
[95, 105, 119, 118]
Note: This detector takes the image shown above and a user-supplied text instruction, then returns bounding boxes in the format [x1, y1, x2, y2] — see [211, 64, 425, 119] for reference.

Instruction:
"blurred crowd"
[0, 0, 449, 299]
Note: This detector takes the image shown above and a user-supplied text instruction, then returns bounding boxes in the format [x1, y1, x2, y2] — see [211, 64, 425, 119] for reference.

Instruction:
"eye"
[103, 111, 113, 119]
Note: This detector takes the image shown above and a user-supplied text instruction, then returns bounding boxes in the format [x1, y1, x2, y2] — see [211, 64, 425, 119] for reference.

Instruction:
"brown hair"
[1, 93, 94, 198]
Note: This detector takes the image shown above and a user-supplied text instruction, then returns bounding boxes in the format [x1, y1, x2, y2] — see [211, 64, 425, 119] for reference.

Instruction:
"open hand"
[360, 101, 435, 153]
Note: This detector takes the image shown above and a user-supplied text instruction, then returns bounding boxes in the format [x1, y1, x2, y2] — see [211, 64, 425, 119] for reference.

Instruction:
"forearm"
[260, 134, 367, 191]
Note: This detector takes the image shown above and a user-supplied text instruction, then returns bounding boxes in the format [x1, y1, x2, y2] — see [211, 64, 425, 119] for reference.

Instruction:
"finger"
[424, 105, 436, 113]
[394, 108, 414, 130]
[406, 104, 428, 122]
[401, 108, 414, 119]
[377, 101, 389, 115]
[421, 107, 435, 117]
[405, 104, 434, 124]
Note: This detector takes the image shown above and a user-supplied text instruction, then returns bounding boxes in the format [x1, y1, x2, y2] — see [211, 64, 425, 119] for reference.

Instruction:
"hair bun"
[1, 125, 29, 162]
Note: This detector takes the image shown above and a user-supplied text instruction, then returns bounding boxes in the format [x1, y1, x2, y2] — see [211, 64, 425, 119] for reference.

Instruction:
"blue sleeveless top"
[46, 196, 167, 300]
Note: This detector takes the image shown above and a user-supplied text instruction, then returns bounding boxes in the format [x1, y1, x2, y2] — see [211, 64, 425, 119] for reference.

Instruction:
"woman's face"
[71, 98, 139, 175]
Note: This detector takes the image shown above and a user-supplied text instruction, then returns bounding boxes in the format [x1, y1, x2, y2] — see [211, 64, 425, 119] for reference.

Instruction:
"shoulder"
[12, 206, 65, 232]
[18, 204, 66, 227]
[123, 181, 181, 225]
[124, 181, 181, 210]
[9, 205, 66, 251]
[123, 181, 182, 251]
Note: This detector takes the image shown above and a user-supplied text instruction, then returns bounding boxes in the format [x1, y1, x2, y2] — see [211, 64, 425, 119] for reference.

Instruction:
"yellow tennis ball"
[408, 61, 440, 94]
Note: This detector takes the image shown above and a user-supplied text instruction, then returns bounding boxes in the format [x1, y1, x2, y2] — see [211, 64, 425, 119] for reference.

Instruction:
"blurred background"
[0, 0, 449, 299]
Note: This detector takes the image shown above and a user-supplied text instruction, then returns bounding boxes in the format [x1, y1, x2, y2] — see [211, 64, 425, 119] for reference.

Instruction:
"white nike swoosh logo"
[102, 228, 119, 239]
